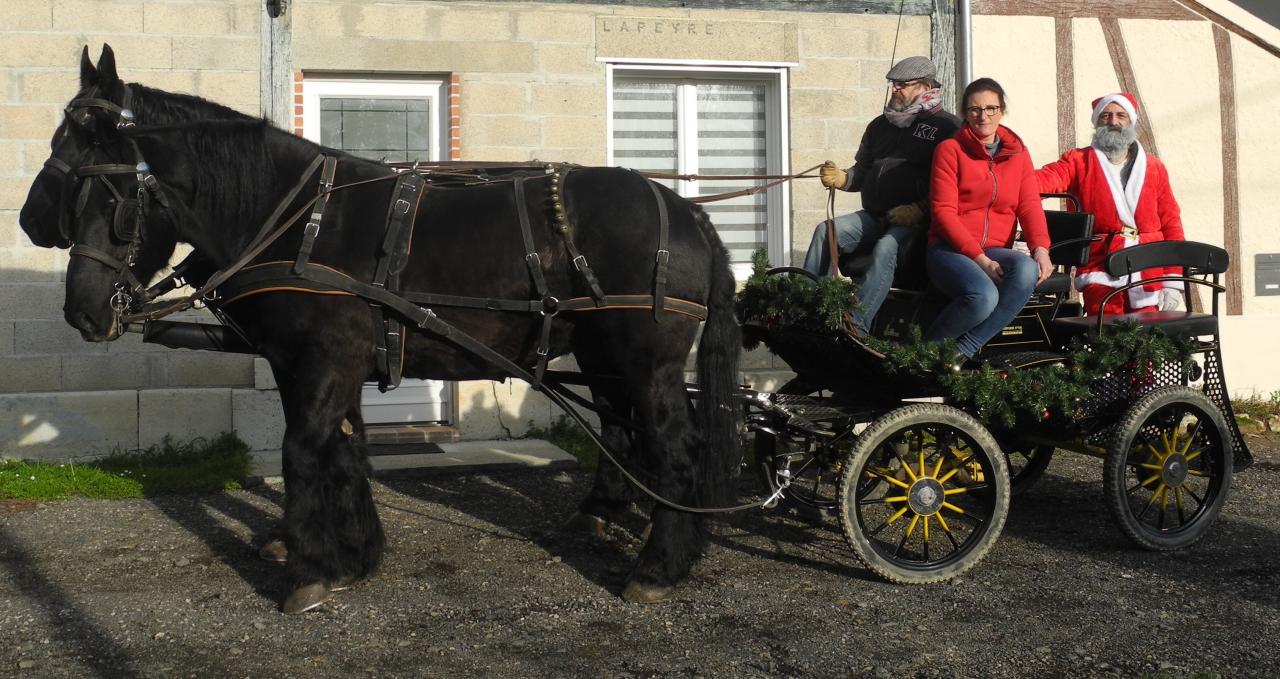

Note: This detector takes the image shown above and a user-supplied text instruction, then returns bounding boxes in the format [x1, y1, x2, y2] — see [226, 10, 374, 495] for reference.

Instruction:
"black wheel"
[838, 404, 1010, 584]
[1104, 386, 1232, 550]
[1002, 440, 1053, 496]
[754, 380, 850, 519]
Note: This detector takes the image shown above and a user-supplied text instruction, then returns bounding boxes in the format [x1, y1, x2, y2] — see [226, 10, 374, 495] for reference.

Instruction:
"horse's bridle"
[47, 85, 171, 323]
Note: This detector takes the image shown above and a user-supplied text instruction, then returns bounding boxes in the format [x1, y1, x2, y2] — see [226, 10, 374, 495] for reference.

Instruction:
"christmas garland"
[736, 251, 1195, 428]
[736, 250, 860, 347]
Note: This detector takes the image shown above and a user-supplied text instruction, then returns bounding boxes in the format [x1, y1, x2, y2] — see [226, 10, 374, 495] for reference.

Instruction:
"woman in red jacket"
[925, 78, 1054, 362]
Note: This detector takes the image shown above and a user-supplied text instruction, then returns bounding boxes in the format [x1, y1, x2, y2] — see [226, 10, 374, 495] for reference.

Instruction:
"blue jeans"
[924, 244, 1038, 358]
[801, 210, 913, 333]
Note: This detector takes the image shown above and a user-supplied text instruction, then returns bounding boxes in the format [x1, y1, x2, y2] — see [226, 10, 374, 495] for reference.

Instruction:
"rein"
[639, 164, 824, 203]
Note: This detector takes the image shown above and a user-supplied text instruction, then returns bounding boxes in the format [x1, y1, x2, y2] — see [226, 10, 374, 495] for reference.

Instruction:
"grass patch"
[1232, 390, 1280, 423]
[0, 432, 252, 501]
[527, 417, 599, 471]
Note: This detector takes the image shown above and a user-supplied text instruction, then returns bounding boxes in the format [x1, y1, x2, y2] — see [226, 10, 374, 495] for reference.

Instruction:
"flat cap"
[885, 56, 936, 81]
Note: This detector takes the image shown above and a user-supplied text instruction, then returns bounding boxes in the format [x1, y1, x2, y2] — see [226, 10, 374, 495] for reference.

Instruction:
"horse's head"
[47, 53, 179, 341]
[19, 45, 135, 250]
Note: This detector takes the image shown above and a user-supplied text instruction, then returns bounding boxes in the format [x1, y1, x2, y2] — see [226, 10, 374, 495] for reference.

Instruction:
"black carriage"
[741, 196, 1252, 584]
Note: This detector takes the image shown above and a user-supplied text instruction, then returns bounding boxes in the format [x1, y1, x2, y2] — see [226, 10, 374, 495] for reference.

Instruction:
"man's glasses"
[965, 105, 1003, 118]
[890, 80, 923, 89]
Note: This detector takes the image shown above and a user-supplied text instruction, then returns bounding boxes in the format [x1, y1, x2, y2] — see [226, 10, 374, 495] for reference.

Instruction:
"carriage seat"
[1050, 240, 1229, 339]
[1052, 309, 1218, 338]
[1032, 205, 1096, 297]
[1035, 271, 1071, 295]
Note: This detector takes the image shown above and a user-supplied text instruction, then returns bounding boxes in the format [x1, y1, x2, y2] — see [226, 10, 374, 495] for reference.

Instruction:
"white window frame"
[604, 60, 792, 279]
[300, 76, 448, 162]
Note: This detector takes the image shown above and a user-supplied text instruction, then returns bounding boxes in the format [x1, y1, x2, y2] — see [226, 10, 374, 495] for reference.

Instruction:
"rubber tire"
[838, 403, 1011, 584]
[1003, 442, 1054, 497]
[1103, 386, 1232, 551]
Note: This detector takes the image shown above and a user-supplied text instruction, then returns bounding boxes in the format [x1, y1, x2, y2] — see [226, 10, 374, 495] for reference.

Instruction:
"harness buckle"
[655, 249, 670, 265]
[525, 252, 541, 268]
[541, 295, 559, 317]
[304, 220, 321, 239]
[394, 198, 411, 215]
[572, 255, 587, 272]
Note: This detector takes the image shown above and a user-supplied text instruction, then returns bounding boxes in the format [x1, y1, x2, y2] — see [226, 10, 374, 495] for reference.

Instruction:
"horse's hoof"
[621, 581, 675, 604]
[258, 539, 288, 563]
[282, 582, 331, 615]
[328, 576, 355, 593]
[563, 512, 608, 538]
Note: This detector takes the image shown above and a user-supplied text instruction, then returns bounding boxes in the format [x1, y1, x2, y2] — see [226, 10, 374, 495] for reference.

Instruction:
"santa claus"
[1036, 92, 1185, 315]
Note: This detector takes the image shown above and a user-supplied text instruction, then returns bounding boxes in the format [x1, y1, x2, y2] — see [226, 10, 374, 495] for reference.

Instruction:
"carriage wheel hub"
[908, 478, 944, 516]
[1162, 453, 1188, 487]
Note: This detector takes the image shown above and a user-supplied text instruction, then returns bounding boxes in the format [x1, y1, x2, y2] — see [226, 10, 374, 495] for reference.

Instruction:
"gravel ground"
[2, 435, 1278, 679]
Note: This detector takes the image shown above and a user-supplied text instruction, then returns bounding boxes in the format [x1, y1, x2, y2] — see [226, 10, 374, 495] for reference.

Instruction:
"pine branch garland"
[736, 259, 1195, 428]
[737, 249, 861, 347]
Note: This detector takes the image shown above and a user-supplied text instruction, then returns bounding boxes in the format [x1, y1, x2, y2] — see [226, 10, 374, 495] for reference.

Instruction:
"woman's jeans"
[802, 210, 914, 333]
[924, 244, 1038, 358]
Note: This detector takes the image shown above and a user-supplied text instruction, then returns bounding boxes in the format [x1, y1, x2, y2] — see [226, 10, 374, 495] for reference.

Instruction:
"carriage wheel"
[1001, 440, 1054, 497]
[838, 404, 1010, 584]
[1103, 386, 1232, 550]
[754, 378, 844, 519]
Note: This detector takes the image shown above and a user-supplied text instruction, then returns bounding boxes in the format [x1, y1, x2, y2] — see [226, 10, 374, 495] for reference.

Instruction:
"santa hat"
[1091, 92, 1139, 127]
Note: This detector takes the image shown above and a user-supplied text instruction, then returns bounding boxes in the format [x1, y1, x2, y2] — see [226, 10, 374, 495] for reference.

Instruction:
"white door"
[302, 77, 451, 424]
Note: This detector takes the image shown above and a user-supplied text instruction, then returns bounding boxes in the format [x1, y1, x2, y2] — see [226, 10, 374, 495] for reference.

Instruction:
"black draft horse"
[26, 47, 742, 614]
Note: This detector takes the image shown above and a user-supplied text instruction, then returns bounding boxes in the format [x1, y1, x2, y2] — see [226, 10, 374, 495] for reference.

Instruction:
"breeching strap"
[647, 179, 670, 321]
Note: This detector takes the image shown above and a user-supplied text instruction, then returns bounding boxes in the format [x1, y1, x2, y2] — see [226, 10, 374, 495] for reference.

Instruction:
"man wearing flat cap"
[1036, 92, 1186, 315]
[802, 55, 961, 336]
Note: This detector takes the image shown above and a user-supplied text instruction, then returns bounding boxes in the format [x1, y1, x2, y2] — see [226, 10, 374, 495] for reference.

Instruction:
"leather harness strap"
[553, 169, 607, 306]
[646, 180, 671, 321]
[218, 262, 710, 322]
[369, 171, 426, 390]
[293, 157, 338, 275]
[512, 176, 557, 386]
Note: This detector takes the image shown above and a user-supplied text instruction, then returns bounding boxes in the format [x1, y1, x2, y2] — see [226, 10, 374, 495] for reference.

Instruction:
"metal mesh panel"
[1080, 350, 1190, 448]
[1200, 348, 1253, 471]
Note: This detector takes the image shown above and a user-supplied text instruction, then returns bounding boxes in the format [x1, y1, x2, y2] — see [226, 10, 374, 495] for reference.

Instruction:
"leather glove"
[886, 203, 925, 226]
[1159, 288, 1183, 311]
[819, 161, 847, 189]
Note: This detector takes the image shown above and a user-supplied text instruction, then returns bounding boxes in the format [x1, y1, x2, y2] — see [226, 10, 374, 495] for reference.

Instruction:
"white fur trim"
[1091, 145, 1147, 230]
[1091, 94, 1138, 127]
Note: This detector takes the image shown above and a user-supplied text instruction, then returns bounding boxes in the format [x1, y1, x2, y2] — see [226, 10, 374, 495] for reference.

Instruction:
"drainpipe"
[957, 0, 973, 102]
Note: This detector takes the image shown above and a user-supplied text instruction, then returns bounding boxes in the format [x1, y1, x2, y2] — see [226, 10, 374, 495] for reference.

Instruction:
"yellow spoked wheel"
[1104, 386, 1232, 550]
[838, 404, 1010, 584]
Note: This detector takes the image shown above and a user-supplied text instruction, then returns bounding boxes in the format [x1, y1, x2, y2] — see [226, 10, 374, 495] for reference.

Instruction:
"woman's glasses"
[965, 105, 1003, 118]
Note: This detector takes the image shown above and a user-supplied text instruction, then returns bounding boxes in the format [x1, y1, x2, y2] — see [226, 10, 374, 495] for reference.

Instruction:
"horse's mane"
[127, 82, 247, 122]
[127, 118, 383, 252]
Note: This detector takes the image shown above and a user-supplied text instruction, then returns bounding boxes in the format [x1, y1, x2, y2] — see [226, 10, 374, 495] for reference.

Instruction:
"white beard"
[1092, 124, 1138, 163]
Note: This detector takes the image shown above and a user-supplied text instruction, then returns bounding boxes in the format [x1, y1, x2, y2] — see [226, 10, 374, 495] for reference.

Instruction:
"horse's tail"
[693, 206, 743, 509]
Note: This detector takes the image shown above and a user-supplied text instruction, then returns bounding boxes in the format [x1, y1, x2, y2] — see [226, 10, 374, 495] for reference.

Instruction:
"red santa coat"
[1036, 146, 1184, 310]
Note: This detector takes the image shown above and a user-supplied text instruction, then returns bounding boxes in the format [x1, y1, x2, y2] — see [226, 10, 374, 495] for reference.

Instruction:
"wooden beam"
[931, 0, 958, 111]
[1054, 17, 1075, 156]
[973, 0, 1196, 20]
[1214, 25, 1244, 315]
[1175, 0, 1280, 59]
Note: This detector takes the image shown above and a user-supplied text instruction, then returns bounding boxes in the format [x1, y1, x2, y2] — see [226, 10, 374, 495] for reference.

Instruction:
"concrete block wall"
[1, 2, 262, 459]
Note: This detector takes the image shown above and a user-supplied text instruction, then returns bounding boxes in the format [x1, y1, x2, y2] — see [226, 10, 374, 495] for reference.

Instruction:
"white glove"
[1159, 288, 1183, 311]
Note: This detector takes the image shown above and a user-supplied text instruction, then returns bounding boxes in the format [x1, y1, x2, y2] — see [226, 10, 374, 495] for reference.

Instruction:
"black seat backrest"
[1044, 210, 1094, 267]
[1105, 241, 1230, 277]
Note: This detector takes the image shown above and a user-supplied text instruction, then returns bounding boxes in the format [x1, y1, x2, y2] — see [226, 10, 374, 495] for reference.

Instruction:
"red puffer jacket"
[928, 124, 1050, 259]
